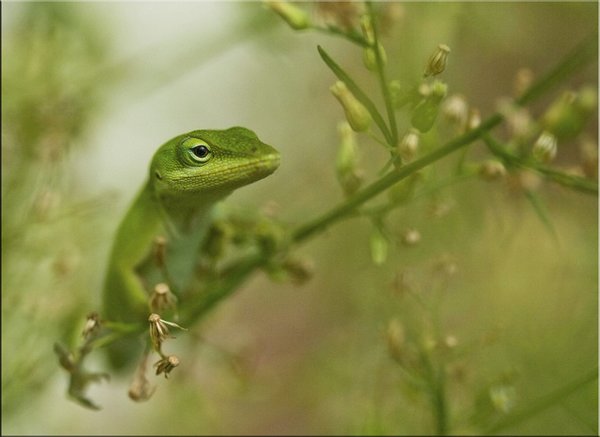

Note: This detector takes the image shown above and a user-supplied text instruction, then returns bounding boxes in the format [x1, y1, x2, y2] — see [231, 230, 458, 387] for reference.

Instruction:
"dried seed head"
[467, 108, 481, 130]
[513, 68, 534, 96]
[316, 1, 363, 31]
[442, 94, 469, 127]
[510, 169, 542, 193]
[579, 137, 598, 179]
[424, 44, 450, 77]
[149, 282, 178, 314]
[444, 335, 458, 348]
[479, 160, 507, 181]
[154, 355, 180, 379]
[128, 352, 156, 402]
[148, 313, 186, 353]
[398, 129, 420, 163]
[532, 131, 558, 163]
[401, 228, 421, 246]
[387, 319, 406, 363]
[82, 312, 102, 340]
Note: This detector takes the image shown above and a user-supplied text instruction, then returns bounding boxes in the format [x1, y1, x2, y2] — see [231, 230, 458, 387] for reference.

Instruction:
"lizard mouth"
[166, 152, 281, 194]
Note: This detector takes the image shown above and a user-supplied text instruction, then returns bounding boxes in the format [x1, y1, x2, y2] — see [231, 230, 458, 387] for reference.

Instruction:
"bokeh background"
[2, 1, 598, 435]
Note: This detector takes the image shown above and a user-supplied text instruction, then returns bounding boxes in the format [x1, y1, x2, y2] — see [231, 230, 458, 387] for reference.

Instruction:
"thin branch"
[483, 133, 598, 195]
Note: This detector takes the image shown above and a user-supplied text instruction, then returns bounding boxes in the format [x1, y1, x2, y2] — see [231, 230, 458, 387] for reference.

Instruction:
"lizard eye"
[191, 145, 210, 160]
[182, 138, 212, 164]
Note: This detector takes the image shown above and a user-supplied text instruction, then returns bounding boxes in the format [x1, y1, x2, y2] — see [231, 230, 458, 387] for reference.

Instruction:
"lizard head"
[150, 127, 280, 198]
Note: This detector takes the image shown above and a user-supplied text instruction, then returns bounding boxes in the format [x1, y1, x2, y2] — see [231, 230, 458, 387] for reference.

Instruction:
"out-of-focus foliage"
[2, 2, 113, 417]
[2, 1, 597, 435]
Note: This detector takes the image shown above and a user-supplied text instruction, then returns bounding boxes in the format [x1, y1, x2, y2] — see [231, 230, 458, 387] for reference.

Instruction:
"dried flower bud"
[442, 94, 468, 127]
[128, 352, 156, 402]
[401, 228, 421, 246]
[154, 355, 180, 379]
[148, 313, 186, 353]
[467, 108, 481, 130]
[330, 81, 372, 132]
[387, 319, 406, 363]
[281, 257, 314, 285]
[513, 68, 534, 97]
[82, 312, 102, 340]
[444, 335, 458, 348]
[398, 128, 420, 163]
[579, 138, 598, 179]
[149, 283, 178, 314]
[532, 131, 558, 163]
[264, 0, 310, 30]
[479, 160, 507, 181]
[153, 236, 167, 268]
[316, 1, 362, 31]
[424, 44, 450, 77]
[509, 169, 542, 193]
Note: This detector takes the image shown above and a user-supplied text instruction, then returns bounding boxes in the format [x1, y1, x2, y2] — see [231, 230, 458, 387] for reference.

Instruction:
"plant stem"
[366, 1, 398, 146]
[483, 133, 598, 195]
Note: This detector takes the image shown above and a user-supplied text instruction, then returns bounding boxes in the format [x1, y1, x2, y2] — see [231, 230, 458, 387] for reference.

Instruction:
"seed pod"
[397, 128, 420, 163]
[370, 224, 388, 265]
[330, 81, 372, 132]
[424, 44, 450, 77]
[532, 131, 558, 163]
[264, 0, 310, 30]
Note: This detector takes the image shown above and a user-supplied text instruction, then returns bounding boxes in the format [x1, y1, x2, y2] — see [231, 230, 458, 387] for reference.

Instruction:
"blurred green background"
[2, 1, 597, 435]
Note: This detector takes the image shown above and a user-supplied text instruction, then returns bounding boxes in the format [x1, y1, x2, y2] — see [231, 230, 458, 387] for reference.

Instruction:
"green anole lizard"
[102, 127, 280, 368]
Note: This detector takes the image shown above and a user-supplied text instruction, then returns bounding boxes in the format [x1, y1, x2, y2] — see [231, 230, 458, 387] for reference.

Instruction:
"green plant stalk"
[485, 367, 598, 434]
[313, 25, 369, 47]
[483, 133, 598, 195]
[291, 113, 503, 243]
[366, 1, 398, 146]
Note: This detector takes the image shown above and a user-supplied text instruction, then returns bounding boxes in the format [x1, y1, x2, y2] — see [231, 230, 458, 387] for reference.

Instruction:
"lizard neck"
[154, 188, 230, 235]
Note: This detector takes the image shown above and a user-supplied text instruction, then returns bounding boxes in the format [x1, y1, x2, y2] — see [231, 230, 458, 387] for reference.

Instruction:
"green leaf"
[317, 45, 393, 145]
[524, 190, 559, 243]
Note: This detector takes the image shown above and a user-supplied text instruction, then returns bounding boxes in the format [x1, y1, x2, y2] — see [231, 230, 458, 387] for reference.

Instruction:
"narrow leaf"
[524, 190, 559, 243]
